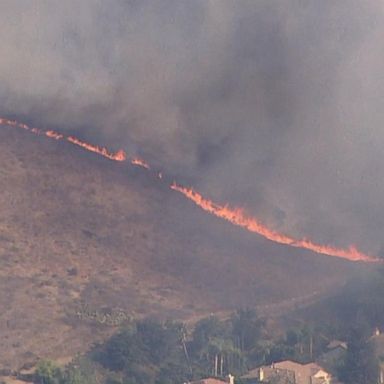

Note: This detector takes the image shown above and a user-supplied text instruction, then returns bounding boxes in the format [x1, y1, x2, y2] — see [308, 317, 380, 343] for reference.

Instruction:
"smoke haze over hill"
[1, 1, 384, 255]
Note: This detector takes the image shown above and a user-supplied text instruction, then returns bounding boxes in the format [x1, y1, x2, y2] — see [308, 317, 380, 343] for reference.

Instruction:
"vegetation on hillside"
[30, 269, 384, 384]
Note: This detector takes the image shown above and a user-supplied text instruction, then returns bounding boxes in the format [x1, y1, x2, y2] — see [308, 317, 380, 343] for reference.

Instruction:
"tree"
[264, 343, 294, 365]
[95, 318, 191, 384]
[338, 327, 379, 384]
[35, 360, 61, 384]
[190, 316, 232, 375]
[61, 358, 96, 384]
[191, 316, 228, 353]
[136, 319, 185, 365]
[285, 329, 299, 347]
[97, 326, 144, 371]
[231, 308, 263, 352]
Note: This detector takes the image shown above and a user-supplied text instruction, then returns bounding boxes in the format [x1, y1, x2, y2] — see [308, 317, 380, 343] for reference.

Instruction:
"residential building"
[242, 360, 332, 384]
[317, 340, 347, 373]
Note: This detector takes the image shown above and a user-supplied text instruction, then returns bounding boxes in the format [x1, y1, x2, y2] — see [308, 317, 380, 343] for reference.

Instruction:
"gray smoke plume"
[1, 1, 384, 255]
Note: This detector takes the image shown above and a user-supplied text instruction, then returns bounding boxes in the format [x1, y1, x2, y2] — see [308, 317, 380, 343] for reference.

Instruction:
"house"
[242, 365, 294, 384]
[187, 375, 234, 384]
[242, 360, 332, 384]
[317, 340, 347, 373]
[326, 341, 347, 351]
[187, 379, 228, 384]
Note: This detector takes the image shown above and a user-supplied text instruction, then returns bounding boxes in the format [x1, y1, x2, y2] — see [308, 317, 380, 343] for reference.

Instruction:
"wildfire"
[0, 116, 379, 263]
[46, 130, 64, 140]
[0, 118, 126, 162]
[131, 157, 150, 169]
[170, 183, 378, 263]
[67, 136, 126, 162]
[0, 118, 29, 130]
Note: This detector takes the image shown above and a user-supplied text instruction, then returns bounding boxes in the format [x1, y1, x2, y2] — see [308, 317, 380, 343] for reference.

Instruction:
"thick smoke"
[1, 1, 384, 255]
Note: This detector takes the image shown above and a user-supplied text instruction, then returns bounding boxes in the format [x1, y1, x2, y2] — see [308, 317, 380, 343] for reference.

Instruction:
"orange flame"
[0, 116, 380, 263]
[131, 157, 150, 169]
[0, 118, 29, 130]
[46, 130, 64, 140]
[0, 118, 126, 162]
[170, 183, 378, 263]
[67, 136, 126, 162]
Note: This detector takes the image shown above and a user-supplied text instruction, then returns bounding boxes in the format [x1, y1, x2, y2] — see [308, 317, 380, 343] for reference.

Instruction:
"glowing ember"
[0, 116, 380, 263]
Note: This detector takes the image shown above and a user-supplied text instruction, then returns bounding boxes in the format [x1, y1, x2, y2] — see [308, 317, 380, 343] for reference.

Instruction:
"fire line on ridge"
[0, 117, 379, 263]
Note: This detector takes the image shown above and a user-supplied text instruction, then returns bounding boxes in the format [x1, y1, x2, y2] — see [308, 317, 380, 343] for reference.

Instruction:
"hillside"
[0, 125, 358, 369]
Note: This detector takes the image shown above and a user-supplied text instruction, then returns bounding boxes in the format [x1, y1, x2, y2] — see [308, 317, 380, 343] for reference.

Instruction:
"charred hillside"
[0, 126, 357, 369]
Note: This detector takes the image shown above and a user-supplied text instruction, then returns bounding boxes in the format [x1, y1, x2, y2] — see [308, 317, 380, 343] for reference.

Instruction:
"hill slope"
[0, 126, 356, 369]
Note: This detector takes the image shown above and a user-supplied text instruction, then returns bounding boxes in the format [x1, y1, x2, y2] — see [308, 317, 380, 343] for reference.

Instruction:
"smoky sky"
[1, 0, 384, 256]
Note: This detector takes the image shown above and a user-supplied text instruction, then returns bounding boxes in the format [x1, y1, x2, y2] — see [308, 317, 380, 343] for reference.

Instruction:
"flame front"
[169, 183, 377, 263]
[0, 116, 379, 263]
[46, 130, 64, 140]
[131, 158, 150, 169]
[67, 136, 126, 161]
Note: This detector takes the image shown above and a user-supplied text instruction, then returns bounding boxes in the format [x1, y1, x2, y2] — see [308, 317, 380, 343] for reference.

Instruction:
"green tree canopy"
[338, 327, 379, 384]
